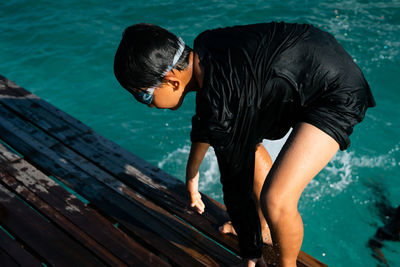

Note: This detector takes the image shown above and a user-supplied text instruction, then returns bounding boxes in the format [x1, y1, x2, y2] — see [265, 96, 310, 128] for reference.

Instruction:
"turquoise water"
[1, 0, 399, 265]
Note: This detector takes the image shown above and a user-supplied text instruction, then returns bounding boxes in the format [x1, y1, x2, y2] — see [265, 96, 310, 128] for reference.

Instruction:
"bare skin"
[186, 142, 209, 213]
[186, 142, 269, 267]
[187, 142, 274, 242]
[260, 122, 339, 267]
[219, 142, 273, 245]
[186, 141, 272, 267]
[143, 51, 202, 110]
[185, 124, 340, 267]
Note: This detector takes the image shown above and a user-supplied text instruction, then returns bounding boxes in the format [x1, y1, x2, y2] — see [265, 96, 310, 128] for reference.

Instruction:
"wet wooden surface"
[0, 75, 327, 266]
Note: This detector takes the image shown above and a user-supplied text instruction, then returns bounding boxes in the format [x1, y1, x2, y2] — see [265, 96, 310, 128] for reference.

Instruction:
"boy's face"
[142, 52, 194, 110]
[145, 79, 186, 110]
[127, 51, 195, 110]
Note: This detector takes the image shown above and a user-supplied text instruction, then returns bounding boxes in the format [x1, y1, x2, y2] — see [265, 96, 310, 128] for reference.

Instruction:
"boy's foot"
[219, 221, 237, 235]
[219, 221, 273, 245]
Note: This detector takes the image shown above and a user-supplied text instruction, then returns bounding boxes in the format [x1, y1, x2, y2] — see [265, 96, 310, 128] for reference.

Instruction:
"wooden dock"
[0, 75, 327, 267]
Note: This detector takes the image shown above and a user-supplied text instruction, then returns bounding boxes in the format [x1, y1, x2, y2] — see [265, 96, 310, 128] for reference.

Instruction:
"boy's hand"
[186, 142, 210, 215]
[186, 172, 205, 214]
[188, 190, 205, 214]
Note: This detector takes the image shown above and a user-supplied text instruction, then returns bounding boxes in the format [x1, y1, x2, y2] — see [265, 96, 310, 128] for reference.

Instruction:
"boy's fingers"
[194, 202, 204, 214]
[199, 204, 204, 211]
[188, 193, 205, 214]
[198, 203, 205, 213]
[199, 199, 205, 209]
[199, 204, 205, 211]
[190, 200, 200, 209]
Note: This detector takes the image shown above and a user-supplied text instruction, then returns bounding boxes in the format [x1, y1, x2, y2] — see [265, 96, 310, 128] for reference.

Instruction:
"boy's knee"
[260, 187, 297, 222]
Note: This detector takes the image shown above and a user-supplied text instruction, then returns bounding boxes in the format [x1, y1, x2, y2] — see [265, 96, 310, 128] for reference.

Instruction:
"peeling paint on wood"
[0, 75, 327, 267]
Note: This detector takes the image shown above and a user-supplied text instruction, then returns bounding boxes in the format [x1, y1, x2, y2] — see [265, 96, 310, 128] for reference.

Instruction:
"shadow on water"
[363, 179, 400, 267]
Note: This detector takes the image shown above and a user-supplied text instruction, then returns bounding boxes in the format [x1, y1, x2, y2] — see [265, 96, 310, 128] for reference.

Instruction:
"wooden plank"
[0, 75, 226, 214]
[0, 77, 277, 264]
[0, 79, 254, 263]
[297, 252, 327, 267]
[0, 226, 43, 267]
[0, 143, 20, 162]
[0, 110, 204, 267]
[0, 248, 20, 267]
[0, 75, 232, 248]
[0, 76, 233, 258]
[0, 75, 327, 266]
[0, 182, 106, 267]
[0, 143, 170, 267]
[0, 106, 240, 266]
[0, 77, 89, 140]
[0, 172, 126, 267]
[0, 75, 90, 133]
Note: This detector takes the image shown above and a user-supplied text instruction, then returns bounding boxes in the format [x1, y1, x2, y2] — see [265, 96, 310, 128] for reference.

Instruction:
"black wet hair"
[114, 23, 192, 92]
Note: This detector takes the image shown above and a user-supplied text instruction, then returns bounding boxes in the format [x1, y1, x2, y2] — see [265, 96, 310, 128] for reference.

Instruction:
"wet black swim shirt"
[190, 21, 375, 257]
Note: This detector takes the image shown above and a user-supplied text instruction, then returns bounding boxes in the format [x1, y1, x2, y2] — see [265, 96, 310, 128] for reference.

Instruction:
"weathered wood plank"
[0, 143, 20, 162]
[297, 252, 327, 267]
[0, 227, 43, 267]
[0, 111, 205, 267]
[0, 166, 121, 266]
[0, 143, 170, 267]
[0, 248, 20, 267]
[0, 182, 106, 267]
[70, 132, 230, 228]
[0, 76, 232, 248]
[0, 75, 227, 214]
[0, 75, 90, 133]
[0, 106, 240, 266]
[0, 75, 327, 266]
[0, 76, 237, 261]
[0, 173, 126, 267]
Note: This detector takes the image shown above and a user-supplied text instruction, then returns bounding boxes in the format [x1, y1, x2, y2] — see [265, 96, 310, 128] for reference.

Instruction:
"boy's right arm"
[186, 141, 210, 214]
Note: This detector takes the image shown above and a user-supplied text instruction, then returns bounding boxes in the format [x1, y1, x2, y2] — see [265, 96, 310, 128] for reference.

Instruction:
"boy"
[114, 22, 375, 267]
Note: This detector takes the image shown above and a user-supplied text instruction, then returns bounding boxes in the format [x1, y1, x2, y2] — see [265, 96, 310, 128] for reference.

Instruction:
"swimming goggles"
[132, 37, 185, 105]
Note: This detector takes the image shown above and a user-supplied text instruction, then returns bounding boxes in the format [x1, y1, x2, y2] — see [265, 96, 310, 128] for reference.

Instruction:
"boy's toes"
[219, 221, 237, 235]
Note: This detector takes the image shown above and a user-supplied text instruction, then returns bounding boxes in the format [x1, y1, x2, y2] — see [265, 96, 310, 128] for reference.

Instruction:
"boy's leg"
[253, 143, 273, 244]
[220, 143, 273, 244]
[260, 122, 339, 267]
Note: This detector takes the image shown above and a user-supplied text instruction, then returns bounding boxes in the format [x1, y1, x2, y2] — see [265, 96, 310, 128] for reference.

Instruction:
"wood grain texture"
[0, 182, 106, 267]
[0, 106, 240, 266]
[0, 146, 170, 267]
[0, 229, 42, 267]
[0, 75, 327, 267]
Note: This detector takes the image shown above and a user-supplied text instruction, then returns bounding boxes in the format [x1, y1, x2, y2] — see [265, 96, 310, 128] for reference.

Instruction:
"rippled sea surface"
[1, 1, 399, 265]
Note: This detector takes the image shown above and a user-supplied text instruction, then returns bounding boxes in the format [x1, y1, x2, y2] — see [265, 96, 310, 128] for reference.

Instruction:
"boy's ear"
[172, 80, 179, 89]
[170, 80, 180, 91]
[164, 73, 181, 91]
